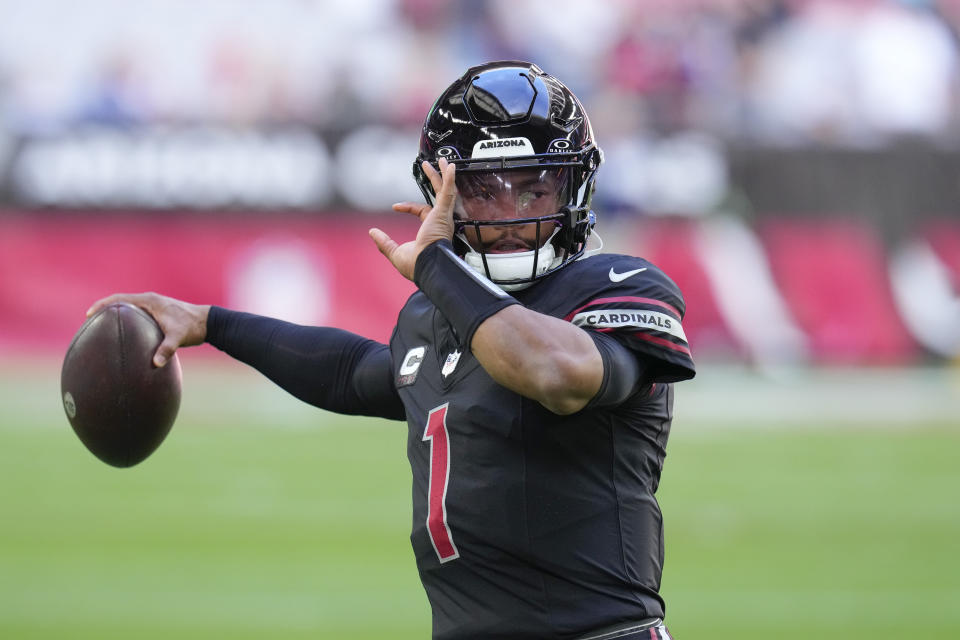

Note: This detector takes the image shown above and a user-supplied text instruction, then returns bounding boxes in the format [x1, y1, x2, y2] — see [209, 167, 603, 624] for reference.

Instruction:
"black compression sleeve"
[585, 331, 650, 409]
[413, 239, 519, 349]
[205, 306, 405, 421]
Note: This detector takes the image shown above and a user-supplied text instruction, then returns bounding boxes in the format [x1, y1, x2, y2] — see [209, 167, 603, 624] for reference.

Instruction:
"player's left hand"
[369, 157, 458, 281]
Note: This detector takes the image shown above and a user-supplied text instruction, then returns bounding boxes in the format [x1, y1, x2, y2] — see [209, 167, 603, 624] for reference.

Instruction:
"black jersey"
[389, 253, 695, 640]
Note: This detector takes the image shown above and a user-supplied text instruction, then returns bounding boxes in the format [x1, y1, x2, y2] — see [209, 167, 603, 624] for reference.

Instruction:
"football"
[61, 302, 181, 467]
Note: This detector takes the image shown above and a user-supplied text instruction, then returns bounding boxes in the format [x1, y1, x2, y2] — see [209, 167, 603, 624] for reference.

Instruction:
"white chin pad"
[459, 228, 562, 291]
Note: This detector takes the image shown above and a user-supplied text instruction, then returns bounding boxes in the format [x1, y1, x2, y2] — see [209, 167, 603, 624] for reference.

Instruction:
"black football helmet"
[415, 61, 603, 290]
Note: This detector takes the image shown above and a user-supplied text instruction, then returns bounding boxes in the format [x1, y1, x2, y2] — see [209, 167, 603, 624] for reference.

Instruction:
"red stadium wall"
[0, 213, 417, 353]
[1, 212, 958, 365]
[758, 219, 914, 364]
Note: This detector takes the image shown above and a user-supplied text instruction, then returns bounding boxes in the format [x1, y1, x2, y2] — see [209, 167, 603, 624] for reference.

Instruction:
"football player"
[90, 61, 696, 639]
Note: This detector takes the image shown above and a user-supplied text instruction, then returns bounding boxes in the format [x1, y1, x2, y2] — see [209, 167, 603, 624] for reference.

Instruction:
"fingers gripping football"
[87, 292, 210, 367]
[369, 158, 458, 281]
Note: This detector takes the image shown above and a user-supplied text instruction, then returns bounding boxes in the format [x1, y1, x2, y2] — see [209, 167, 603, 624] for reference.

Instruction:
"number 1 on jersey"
[423, 404, 460, 563]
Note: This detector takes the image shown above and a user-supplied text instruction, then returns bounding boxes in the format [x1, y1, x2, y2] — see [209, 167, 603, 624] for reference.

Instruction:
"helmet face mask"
[414, 61, 603, 290]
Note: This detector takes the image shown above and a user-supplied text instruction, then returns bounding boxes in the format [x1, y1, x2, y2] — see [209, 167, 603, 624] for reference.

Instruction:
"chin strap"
[580, 229, 604, 260]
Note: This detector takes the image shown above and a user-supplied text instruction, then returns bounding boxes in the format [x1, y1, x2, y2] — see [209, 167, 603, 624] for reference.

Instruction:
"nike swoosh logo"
[608, 267, 648, 282]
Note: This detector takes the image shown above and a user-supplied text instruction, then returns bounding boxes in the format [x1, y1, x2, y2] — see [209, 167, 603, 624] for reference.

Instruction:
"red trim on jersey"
[564, 296, 682, 322]
[632, 331, 692, 357]
[649, 628, 657, 640]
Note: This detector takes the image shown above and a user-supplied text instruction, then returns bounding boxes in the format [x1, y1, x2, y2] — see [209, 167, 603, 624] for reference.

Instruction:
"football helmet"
[414, 61, 603, 290]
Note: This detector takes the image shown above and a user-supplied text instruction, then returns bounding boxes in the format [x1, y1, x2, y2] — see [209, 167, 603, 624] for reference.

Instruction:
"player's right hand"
[86, 292, 211, 367]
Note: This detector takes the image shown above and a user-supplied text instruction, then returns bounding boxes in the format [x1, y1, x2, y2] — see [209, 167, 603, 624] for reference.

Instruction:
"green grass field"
[2, 356, 958, 639]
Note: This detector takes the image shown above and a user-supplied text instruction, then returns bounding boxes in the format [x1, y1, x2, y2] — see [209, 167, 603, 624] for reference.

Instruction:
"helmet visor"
[454, 167, 568, 221]
[454, 168, 569, 253]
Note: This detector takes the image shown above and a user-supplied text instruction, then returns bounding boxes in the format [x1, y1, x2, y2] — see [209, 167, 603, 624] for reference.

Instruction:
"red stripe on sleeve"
[632, 331, 692, 357]
[564, 296, 682, 322]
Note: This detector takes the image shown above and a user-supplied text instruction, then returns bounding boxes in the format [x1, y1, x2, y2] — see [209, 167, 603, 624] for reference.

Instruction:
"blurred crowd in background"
[3, 0, 960, 212]
[2, 0, 960, 145]
[1, 0, 958, 368]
